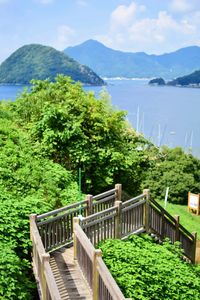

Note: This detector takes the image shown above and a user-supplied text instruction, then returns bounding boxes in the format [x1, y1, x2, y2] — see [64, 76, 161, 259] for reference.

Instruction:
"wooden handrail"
[30, 214, 61, 300]
[73, 221, 126, 300]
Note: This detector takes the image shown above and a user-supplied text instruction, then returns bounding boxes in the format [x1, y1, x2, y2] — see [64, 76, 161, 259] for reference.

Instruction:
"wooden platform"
[50, 246, 92, 300]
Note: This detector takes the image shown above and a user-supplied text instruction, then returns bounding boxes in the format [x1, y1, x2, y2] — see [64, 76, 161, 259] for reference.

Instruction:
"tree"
[14, 75, 151, 194]
[142, 146, 200, 204]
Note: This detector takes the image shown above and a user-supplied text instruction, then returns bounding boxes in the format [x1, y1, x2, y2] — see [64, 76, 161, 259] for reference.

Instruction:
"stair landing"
[50, 246, 92, 300]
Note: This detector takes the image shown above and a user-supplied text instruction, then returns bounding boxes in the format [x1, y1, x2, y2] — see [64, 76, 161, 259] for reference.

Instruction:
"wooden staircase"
[30, 185, 197, 300]
[50, 247, 92, 300]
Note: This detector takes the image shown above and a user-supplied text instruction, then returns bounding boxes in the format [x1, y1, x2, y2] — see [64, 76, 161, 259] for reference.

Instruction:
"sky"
[1, 0, 200, 63]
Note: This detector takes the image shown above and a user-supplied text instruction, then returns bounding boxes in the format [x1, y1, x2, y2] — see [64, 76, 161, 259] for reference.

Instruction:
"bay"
[0, 79, 200, 156]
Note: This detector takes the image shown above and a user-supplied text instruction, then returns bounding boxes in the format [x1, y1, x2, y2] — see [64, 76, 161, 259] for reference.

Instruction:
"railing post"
[192, 231, 197, 264]
[143, 189, 150, 233]
[115, 184, 122, 202]
[93, 249, 102, 300]
[73, 217, 80, 261]
[86, 194, 93, 216]
[30, 213, 37, 240]
[174, 215, 180, 241]
[115, 201, 122, 239]
[41, 253, 50, 300]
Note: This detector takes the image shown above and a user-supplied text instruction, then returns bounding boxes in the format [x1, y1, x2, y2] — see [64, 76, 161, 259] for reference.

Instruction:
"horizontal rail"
[93, 194, 115, 206]
[122, 199, 146, 212]
[122, 194, 145, 208]
[83, 206, 117, 222]
[74, 223, 94, 260]
[93, 188, 116, 200]
[37, 200, 87, 220]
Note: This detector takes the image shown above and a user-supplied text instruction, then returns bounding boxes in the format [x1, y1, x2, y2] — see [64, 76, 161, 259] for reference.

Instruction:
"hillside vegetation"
[99, 235, 200, 300]
[0, 44, 104, 85]
[1, 75, 200, 298]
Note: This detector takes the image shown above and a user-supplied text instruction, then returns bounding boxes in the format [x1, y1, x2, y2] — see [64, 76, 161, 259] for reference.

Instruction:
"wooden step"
[50, 247, 92, 300]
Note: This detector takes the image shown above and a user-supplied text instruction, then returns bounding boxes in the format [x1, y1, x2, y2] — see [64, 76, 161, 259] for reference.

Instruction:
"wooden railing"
[31, 186, 198, 300]
[30, 214, 61, 300]
[36, 185, 120, 251]
[148, 196, 197, 263]
[73, 219, 127, 300]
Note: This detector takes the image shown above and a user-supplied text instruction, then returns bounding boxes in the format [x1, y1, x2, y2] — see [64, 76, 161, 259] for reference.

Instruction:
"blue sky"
[1, 0, 200, 62]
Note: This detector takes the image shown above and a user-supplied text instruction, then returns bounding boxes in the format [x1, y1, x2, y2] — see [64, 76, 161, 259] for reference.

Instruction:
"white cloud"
[55, 25, 76, 49]
[170, 0, 193, 13]
[110, 2, 137, 28]
[97, 3, 200, 54]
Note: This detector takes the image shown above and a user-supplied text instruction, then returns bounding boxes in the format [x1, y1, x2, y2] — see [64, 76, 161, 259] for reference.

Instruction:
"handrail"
[37, 199, 87, 220]
[73, 221, 126, 300]
[30, 214, 61, 300]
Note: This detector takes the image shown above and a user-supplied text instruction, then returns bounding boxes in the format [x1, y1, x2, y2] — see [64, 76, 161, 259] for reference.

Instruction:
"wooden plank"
[93, 188, 115, 200]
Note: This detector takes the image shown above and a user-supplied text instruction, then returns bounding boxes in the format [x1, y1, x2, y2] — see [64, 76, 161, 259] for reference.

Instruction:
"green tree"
[142, 146, 200, 204]
[14, 75, 151, 194]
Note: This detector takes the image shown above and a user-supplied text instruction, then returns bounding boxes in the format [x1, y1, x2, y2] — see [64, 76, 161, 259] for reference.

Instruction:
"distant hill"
[64, 40, 200, 79]
[168, 70, 200, 87]
[0, 44, 104, 85]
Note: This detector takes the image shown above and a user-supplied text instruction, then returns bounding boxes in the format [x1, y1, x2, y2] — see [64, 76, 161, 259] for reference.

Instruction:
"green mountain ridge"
[0, 44, 104, 85]
[64, 40, 200, 79]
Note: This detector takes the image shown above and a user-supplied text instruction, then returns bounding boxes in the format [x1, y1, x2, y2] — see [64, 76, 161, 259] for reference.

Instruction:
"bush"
[99, 234, 200, 300]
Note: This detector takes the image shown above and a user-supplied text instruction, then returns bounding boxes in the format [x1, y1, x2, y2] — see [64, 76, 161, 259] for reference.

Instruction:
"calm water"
[1, 80, 200, 156]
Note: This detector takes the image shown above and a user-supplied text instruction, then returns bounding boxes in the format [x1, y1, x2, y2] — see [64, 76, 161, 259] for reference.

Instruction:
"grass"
[158, 200, 200, 239]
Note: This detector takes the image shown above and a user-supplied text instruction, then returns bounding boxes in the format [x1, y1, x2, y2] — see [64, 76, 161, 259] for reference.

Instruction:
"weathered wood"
[93, 188, 115, 200]
[143, 189, 150, 232]
[115, 184, 122, 202]
[93, 250, 102, 300]
[192, 232, 197, 264]
[174, 215, 180, 241]
[86, 194, 93, 216]
[115, 201, 122, 239]
[73, 217, 80, 261]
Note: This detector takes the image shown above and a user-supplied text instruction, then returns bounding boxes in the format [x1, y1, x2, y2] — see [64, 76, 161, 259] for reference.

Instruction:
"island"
[0, 44, 105, 85]
[148, 77, 166, 86]
[167, 70, 200, 87]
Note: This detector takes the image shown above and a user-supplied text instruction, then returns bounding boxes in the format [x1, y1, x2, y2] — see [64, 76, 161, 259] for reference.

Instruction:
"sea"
[1, 79, 200, 157]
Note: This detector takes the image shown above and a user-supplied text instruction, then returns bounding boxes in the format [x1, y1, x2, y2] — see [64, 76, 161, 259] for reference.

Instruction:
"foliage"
[13, 75, 152, 195]
[0, 241, 35, 300]
[0, 103, 80, 299]
[142, 146, 200, 204]
[158, 200, 200, 237]
[0, 44, 104, 85]
[99, 234, 200, 300]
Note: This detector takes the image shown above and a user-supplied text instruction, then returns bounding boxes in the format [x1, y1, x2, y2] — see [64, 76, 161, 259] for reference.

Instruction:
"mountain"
[168, 70, 200, 87]
[0, 44, 104, 85]
[64, 40, 200, 79]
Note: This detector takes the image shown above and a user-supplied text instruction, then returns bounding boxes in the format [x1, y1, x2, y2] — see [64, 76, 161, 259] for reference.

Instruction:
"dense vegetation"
[99, 235, 200, 300]
[168, 69, 200, 86]
[158, 200, 200, 236]
[142, 146, 200, 204]
[0, 44, 104, 85]
[65, 40, 200, 79]
[1, 75, 200, 298]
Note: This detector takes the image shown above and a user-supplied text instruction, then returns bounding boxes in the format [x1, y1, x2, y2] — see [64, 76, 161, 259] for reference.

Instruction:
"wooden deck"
[50, 246, 92, 300]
